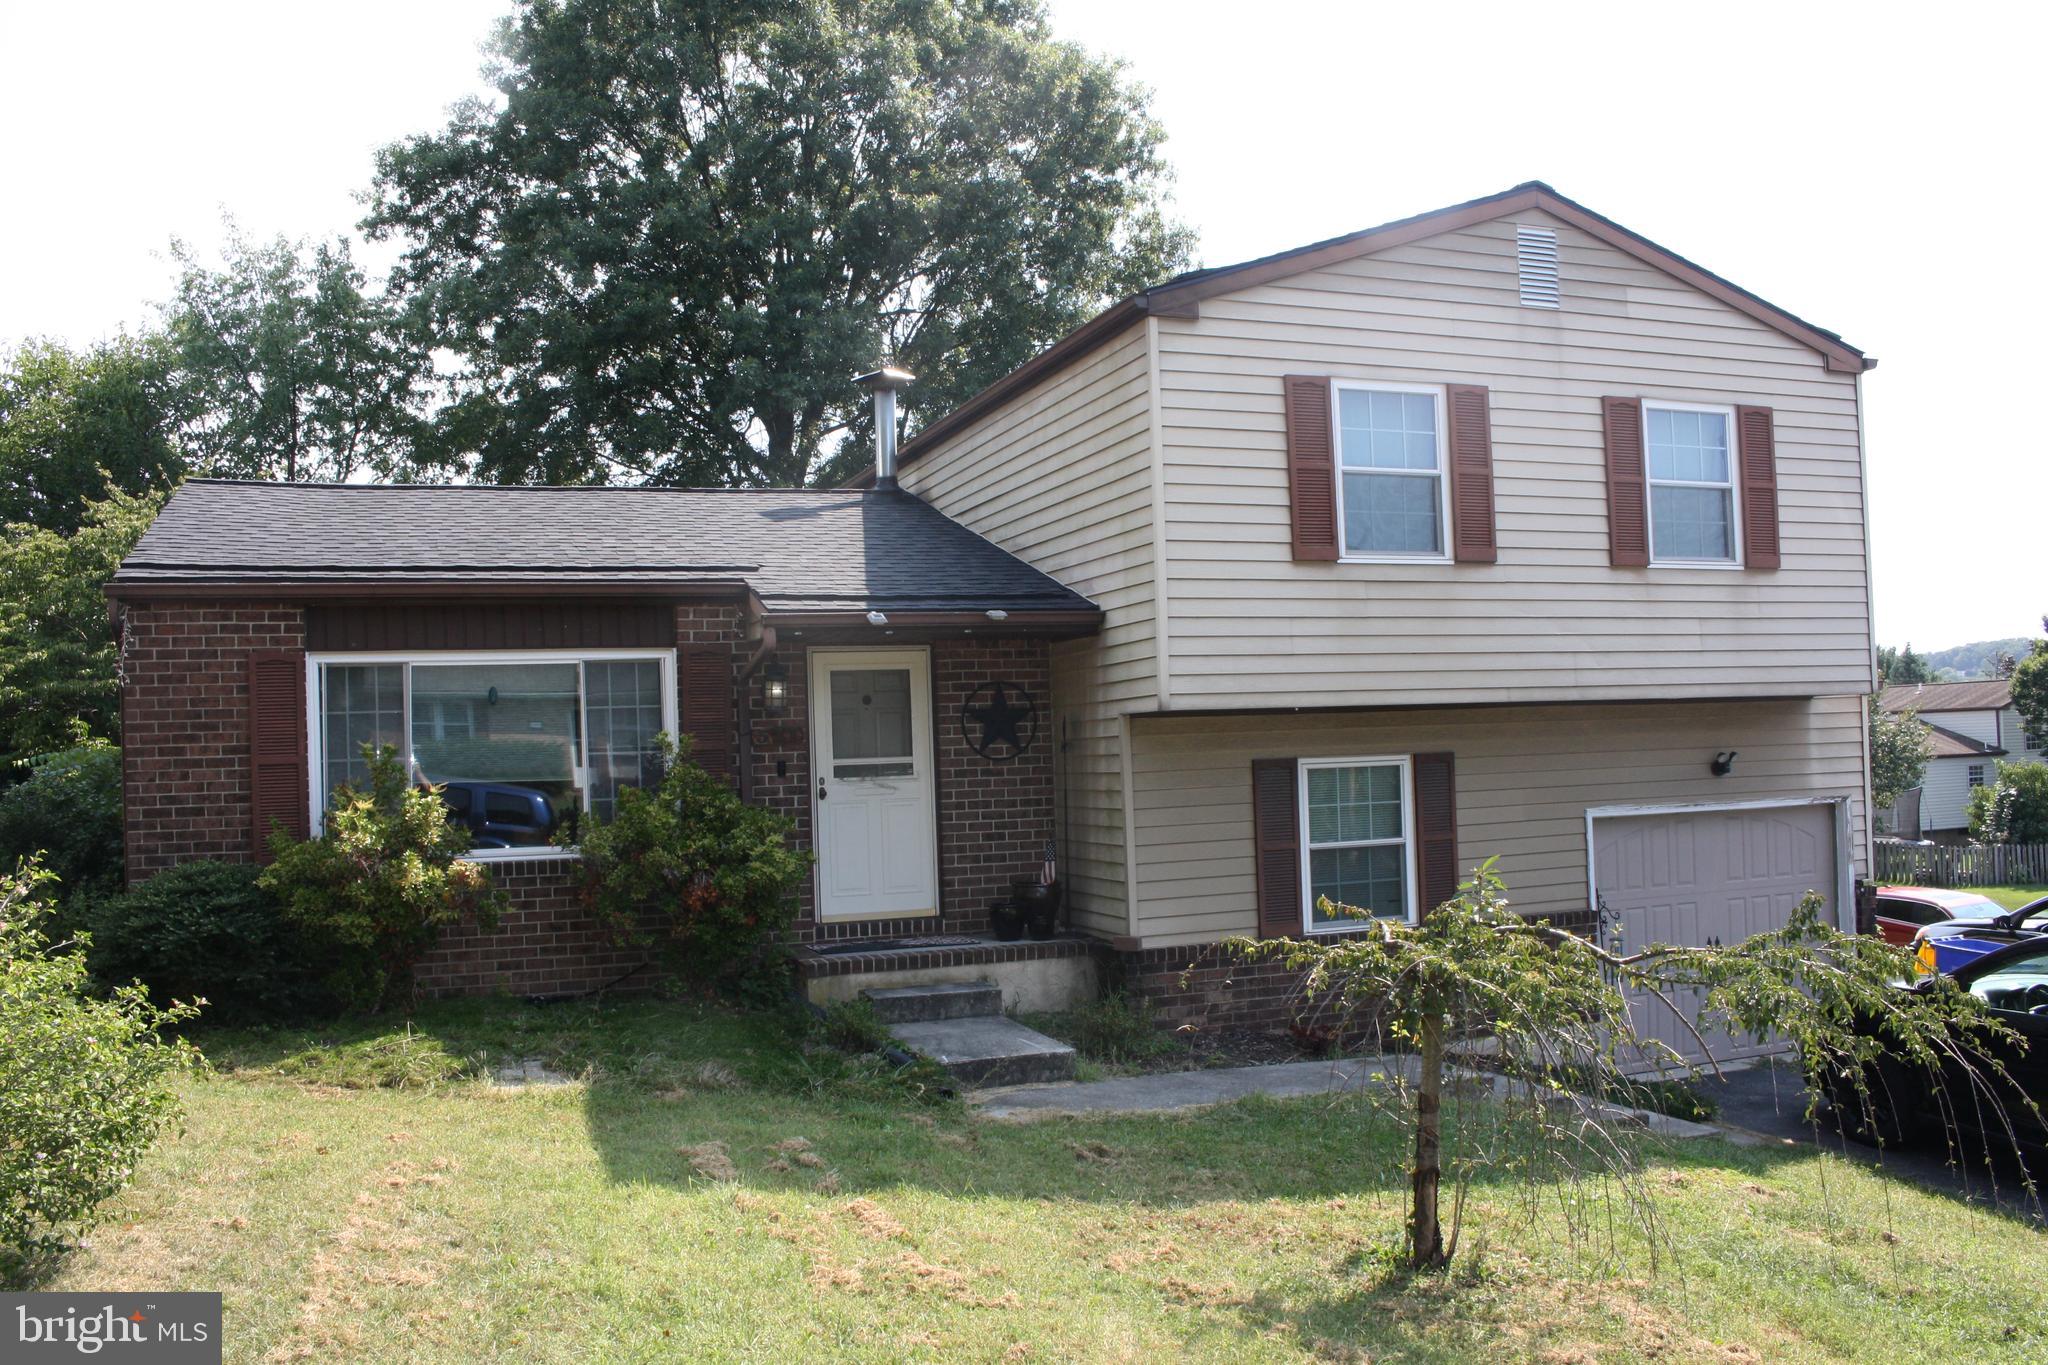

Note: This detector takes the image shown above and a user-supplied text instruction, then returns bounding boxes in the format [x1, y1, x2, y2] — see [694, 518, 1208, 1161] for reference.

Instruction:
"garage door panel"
[1593, 803, 1838, 1067]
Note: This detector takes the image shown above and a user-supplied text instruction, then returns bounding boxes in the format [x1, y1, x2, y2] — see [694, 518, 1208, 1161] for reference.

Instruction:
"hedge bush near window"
[0, 735, 123, 917]
[576, 733, 808, 1001]
[1, 862, 197, 1280]
[261, 745, 504, 1012]
[84, 861, 330, 1022]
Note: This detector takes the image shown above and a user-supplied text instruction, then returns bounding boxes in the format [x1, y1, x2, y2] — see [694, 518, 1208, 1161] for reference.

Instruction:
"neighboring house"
[111, 183, 1878, 1058]
[1876, 679, 2048, 838]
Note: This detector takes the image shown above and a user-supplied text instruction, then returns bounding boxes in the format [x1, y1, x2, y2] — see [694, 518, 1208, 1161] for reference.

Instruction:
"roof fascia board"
[105, 579, 756, 604]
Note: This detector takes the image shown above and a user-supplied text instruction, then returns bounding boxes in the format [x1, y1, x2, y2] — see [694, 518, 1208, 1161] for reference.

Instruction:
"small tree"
[2008, 623, 2048, 749]
[1878, 643, 1934, 685]
[260, 746, 503, 1010]
[1967, 760, 2048, 845]
[1229, 862, 2015, 1271]
[1869, 701, 1933, 814]
[1, 861, 198, 1279]
[575, 734, 809, 999]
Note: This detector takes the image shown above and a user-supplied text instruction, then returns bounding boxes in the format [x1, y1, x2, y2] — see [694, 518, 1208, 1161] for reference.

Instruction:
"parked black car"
[1828, 936, 2048, 1154]
[437, 781, 559, 848]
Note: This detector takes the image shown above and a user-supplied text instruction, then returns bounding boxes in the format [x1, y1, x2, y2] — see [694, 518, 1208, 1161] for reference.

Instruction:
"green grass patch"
[1965, 883, 2048, 912]
[39, 996, 2048, 1362]
[1018, 993, 1193, 1074]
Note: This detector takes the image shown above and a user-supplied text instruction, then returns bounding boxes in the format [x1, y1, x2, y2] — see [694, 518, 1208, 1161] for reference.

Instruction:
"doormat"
[808, 935, 982, 955]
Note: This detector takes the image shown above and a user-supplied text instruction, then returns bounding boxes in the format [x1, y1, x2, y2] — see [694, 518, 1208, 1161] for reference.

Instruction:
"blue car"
[1910, 893, 2048, 975]
[436, 781, 559, 847]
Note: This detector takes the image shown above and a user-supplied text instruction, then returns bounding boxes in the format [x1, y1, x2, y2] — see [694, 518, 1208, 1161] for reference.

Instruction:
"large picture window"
[310, 651, 675, 856]
[1644, 402, 1741, 565]
[1333, 383, 1450, 560]
[1298, 756, 1417, 931]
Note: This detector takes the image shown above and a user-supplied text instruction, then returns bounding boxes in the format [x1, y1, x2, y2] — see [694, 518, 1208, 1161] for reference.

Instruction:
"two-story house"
[111, 183, 1876, 1055]
[1877, 679, 2047, 838]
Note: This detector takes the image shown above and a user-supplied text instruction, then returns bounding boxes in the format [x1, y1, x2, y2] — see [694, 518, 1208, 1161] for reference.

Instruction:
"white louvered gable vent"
[1516, 225, 1560, 308]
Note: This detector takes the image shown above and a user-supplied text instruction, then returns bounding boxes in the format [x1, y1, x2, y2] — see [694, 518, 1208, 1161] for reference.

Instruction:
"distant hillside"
[1915, 638, 2035, 681]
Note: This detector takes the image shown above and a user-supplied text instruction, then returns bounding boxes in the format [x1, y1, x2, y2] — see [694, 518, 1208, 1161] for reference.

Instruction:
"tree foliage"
[260, 746, 504, 1010]
[1228, 862, 2015, 1271]
[0, 487, 164, 766]
[365, 0, 1192, 487]
[1967, 760, 2048, 845]
[1876, 642, 1934, 685]
[0, 734, 124, 912]
[163, 224, 438, 483]
[2006, 620, 2048, 750]
[1869, 701, 1932, 812]
[575, 733, 809, 999]
[1, 861, 198, 1278]
[0, 336, 184, 535]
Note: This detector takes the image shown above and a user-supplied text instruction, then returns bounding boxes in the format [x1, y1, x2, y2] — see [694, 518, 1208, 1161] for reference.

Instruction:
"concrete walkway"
[971, 1056, 1412, 1120]
[971, 1055, 1721, 1139]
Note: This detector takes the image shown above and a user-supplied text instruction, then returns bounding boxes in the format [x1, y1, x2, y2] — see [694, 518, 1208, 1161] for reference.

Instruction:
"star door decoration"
[961, 681, 1037, 761]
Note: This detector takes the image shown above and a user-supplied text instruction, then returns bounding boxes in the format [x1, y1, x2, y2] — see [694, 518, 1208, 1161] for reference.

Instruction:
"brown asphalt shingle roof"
[1921, 722, 2006, 759]
[113, 480, 1097, 617]
[1878, 680, 2013, 714]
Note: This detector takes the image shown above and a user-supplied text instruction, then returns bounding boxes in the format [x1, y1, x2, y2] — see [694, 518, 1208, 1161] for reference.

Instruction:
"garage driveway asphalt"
[1696, 1058, 2045, 1226]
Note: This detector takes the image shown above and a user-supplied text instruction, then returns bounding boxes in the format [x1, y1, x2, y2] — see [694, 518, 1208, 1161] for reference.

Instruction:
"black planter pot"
[990, 903, 1026, 942]
[1011, 879, 1063, 940]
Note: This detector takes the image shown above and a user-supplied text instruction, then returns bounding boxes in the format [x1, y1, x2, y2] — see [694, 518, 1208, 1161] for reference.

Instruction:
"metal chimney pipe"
[853, 366, 915, 491]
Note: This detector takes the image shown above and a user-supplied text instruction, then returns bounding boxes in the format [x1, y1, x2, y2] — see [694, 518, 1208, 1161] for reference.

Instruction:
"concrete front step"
[888, 1015, 1077, 1087]
[860, 980, 1003, 1025]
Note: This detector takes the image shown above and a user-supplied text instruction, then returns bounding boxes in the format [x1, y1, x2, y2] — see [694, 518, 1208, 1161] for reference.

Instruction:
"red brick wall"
[412, 857, 654, 998]
[120, 602, 307, 883]
[932, 637, 1055, 935]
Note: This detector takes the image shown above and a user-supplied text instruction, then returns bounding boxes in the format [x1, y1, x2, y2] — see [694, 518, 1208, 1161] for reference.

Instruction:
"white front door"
[810, 648, 938, 920]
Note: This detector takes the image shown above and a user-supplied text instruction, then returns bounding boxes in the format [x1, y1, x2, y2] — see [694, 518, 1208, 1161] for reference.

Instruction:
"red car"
[1871, 885, 2007, 946]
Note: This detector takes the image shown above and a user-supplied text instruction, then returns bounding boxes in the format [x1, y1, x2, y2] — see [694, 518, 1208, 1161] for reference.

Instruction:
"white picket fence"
[1874, 838, 2048, 888]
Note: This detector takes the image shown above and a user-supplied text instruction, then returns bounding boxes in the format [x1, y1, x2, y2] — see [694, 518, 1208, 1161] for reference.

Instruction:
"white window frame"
[1330, 380, 1453, 565]
[1968, 763, 1988, 788]
[1297, 754, 1421, 932]
[1642, 399, 1743, 569]
[305, 648, 678, 862]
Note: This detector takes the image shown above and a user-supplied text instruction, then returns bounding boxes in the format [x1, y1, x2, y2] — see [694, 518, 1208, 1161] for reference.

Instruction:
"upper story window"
[2025, 720, 2048, 752]
[1299, 755, 1417, 931]
[1644, 402, 1741, 566]
[313, 650, 676, 858]
[1334, 383, 1450, 562]
[1969, 763, 1988, 788]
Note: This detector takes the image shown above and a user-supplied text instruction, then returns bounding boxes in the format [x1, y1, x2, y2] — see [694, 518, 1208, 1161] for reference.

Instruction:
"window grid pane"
[1304, 762, 1408, 924]
[586, 660, 665, 820]
[1336, 387, 1444, 556]
[320, 664, 403, 801]
[1646, 407, 1734, 561]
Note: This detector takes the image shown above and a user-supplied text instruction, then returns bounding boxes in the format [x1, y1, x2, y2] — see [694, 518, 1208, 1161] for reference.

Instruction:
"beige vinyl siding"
[898, 324, 1158, 938]
[1153, 208, 1874, 710]
[1130, 697, 1868, 948]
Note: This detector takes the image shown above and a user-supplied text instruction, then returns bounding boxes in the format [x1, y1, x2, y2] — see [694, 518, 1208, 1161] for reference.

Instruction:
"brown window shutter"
[1735, 405, 1781, 570]
[1282, 376, 1339, 561]
[1601, 396, 1649, 567]
[679, 644, 737, 779]
[247, 648, 309, 861]
[1444, 384, 1497, 563]
[1250, 757, 1303, 938]
[1411, 752, 1458, 919]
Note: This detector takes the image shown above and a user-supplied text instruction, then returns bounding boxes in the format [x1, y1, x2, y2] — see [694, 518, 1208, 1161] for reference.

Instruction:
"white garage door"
[1592, 803, 1839, 1067]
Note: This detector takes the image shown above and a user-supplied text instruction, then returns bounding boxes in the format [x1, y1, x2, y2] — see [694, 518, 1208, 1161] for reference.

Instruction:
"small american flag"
[1041, 839, 1057, 887]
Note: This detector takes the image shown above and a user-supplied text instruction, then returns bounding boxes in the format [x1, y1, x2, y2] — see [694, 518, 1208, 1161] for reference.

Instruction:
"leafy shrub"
[1032, 992, 1184, 1067]
[84, 861, 328, 1021]
[0, 735, 123, 909]
[1967, 760, 2048, 844]
[260, 745, 503, 1011]
[576, 733, 808, 1000]
[1, 861, 198, 1278]
[818, 998, 892, 1054]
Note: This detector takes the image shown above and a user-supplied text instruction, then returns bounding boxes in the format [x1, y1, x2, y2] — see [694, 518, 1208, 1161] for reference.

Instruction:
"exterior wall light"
[762, 662, 789, 718]
[1711, 751, 1738, 776]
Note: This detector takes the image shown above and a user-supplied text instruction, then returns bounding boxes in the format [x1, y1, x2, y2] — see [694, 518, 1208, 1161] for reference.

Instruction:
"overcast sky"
[2, 1, 2039, 651]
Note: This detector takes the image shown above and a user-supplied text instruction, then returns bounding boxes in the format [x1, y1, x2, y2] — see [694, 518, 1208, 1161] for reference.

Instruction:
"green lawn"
[1966, 884, 2048, 912]
[38, 998, 2048, 1362]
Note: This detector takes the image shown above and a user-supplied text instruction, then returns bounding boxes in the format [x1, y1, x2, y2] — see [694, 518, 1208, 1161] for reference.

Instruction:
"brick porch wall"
[932, 637, 1055, 935]
[120, 602, 308, 883]
[412, 857, 653, 998]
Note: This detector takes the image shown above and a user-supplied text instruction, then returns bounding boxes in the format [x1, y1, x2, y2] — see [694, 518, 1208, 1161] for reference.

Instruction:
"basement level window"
[1516, 225, 1561, 308]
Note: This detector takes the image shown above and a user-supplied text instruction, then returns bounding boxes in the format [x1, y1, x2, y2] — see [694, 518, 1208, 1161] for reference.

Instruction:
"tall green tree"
[1869, 701, 1933, 813]
[0, 337, 184, 534]
[2006, 617, 2048, 746]
[163, 224, 438, 483]
[365, 0, 1192, 487]
[1877, 643, 1934, 685]
[0, 487, 164, 765]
